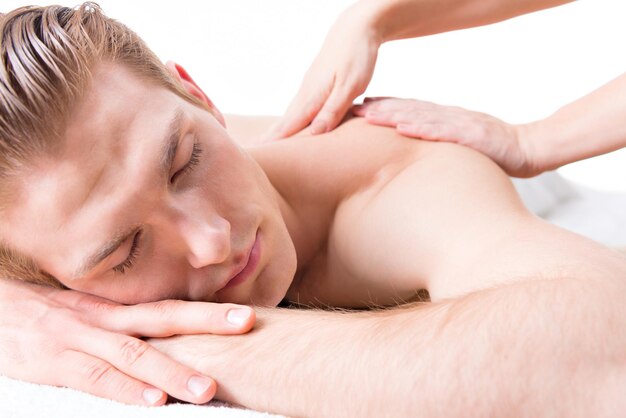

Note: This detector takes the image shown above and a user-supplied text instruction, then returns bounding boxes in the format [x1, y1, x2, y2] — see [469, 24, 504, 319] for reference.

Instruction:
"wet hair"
[0, 3, 206, 287]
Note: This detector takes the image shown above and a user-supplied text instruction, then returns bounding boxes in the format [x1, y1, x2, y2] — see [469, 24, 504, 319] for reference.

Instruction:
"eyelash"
[113, 229, 143, 275]
[112, 142, 203, 275]
[171, 142, 202, 183]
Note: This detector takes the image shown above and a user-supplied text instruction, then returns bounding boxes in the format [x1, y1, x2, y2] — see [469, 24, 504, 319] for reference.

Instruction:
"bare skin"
[4, 62, 618, 307]
[3, 63, 626, 417]
[235, 114, 625, 306]
[150, 112, 626, 417]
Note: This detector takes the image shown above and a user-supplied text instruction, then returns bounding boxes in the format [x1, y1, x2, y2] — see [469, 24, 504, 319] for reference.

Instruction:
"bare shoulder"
[252, 117, 532, 307]
[224, 114, 279, 146]
[319, 119, 533, 303]
[249, 117, 433, 203]
[238, 116, 626, 307]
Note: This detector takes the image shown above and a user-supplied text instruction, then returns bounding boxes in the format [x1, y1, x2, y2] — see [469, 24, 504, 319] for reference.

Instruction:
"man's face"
[1, 63, 296, 306]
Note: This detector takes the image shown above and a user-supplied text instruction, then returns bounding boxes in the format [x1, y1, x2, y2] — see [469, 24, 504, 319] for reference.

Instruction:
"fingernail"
[188, 375, 214, 397]
[227, 308, 251, 326]
[310, 120, 328, 135]
[143, 388, 164, 405]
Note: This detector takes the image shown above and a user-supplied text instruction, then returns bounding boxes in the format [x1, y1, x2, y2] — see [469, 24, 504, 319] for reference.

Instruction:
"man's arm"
[151, 273, 626, 417]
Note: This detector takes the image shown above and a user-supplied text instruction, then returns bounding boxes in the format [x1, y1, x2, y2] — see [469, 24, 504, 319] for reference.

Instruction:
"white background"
[3, 0, 626, 191]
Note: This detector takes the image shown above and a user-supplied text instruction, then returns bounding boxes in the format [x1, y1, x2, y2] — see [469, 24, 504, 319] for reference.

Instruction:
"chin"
[247, 239, 298, 308]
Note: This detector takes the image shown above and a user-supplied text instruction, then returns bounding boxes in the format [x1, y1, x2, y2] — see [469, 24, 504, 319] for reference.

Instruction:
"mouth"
[219, 229, 261, 292]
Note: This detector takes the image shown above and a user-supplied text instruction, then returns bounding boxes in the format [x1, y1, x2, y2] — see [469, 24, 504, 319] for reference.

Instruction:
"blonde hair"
[0, 2, 206, 287]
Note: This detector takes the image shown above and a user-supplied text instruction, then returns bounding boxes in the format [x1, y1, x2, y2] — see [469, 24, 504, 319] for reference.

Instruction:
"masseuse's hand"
[264, 4, 380, 140]
[0, 279, 254, 406]
[354, 97, 539, 177]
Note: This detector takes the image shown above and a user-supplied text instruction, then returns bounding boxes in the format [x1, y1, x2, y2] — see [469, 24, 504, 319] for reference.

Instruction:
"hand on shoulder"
[353, 97, 542, 178]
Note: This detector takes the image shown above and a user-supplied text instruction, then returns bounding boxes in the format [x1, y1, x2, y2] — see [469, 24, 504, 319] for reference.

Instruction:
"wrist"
[514, 121, 548, 177]
[342, 0, 387, 46]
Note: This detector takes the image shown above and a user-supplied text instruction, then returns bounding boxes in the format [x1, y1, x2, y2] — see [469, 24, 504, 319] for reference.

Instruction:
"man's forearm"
[152, 275, 626, 417]
[357, 0, 573, 43]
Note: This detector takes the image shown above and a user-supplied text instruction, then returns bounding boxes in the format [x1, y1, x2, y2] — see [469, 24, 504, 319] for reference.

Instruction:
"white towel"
[0, 374, 285, 418]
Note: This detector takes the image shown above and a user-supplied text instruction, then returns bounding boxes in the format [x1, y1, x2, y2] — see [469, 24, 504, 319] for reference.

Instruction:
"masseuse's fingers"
[396, 121, 458, 141]
[265, 83, 329, 140]
[353, 97, 432, 117]
[310, 85, 356, 135]
[265, 5, 380, 141]
[353, 97, 533, 177]
[90, 300, 256, 336]
[58, 350, 168, 406]
[70, 326, 217, 405]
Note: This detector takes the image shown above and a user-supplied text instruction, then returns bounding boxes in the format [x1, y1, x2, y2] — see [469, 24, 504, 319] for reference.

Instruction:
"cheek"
[75, 262, 189, 305]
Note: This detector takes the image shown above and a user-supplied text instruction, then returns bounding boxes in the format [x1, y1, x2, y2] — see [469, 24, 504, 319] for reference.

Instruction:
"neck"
[247, 141, 339, 284]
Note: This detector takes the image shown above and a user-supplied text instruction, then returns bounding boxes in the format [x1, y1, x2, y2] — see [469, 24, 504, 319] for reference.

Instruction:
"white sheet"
[512, 172, 626, 247]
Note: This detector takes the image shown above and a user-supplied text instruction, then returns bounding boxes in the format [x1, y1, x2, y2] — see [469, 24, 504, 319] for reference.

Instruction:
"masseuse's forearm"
[520, 72, 626, 172]
[156, 276, 626, 417]
[357, 0, 573, 43]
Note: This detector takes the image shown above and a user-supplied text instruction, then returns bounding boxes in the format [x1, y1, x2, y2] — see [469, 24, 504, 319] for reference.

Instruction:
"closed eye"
[112, 229, 143, 274]
[171, 141, 202, 183]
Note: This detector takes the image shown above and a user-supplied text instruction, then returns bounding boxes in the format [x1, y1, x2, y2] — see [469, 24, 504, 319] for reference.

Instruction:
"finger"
[362, 110, 400, 127]
[354, 98, 409, 116]
[58, 350, 168, 406]
[93, 300, 256, 337]
[71, 328, 217, 405]
[397, 122, 459, 142]
[363, 96, 393, 103]
[310, 87, 355, 134]
[352, 101, 382, 116]
[265, 88, 328, 141]
[351, 103, 367, 117]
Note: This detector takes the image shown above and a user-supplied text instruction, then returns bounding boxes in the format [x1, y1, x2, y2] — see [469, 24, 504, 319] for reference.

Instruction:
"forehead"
[1, 63, 180, 277]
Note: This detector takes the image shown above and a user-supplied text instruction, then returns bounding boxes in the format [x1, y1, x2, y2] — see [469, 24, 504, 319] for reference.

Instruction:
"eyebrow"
[72, 107, 185, 280]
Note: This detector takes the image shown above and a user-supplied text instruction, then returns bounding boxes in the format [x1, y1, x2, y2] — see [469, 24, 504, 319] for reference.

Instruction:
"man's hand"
[353, 97, 541, 177]
[0, 279, 255, 406]
[264, 4, 380, 140]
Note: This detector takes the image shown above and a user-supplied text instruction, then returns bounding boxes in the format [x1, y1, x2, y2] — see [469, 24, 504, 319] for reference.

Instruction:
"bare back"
[229, 116, 626, 308]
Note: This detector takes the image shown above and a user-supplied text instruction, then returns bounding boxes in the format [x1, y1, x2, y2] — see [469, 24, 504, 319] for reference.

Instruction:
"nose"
[178, 214, 231, 269]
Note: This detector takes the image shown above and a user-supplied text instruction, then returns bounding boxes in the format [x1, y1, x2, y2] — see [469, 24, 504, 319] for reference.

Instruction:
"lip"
[220, 230, 261, 291]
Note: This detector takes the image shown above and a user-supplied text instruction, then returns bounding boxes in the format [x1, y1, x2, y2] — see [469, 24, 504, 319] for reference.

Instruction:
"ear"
[165, 61, 226, 127]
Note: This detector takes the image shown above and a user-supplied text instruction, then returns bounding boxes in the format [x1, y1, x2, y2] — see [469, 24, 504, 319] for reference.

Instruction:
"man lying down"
[1, 3, 626, 418]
